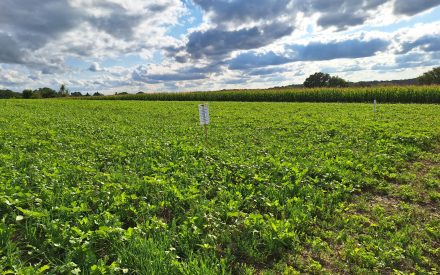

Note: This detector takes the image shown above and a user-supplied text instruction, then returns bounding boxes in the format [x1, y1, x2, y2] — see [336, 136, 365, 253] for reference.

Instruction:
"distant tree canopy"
[1, 85, 111, 99]
[418, 67, 440, 85]
[22, 89, 33, 99]
[21, 87, 59, 98]
[70, 92, 83, 97]
[58, 84, 69, 96]
[20, 85, 73, 99]
[304, 72, 348, 88]
[304, 72, 330, 88]
[35, 87, 58, 98]
[0, 89, 22, 99]
[328, 76, 348, 87]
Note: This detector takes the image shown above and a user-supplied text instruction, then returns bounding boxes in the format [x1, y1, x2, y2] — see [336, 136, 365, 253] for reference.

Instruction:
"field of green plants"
[0, 100, 439, 274]
[89, 86, 440, 104]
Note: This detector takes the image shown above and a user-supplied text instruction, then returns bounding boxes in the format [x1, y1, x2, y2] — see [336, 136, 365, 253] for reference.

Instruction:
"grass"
[0, 100, 439, 274]
[84, 86, 440, 103]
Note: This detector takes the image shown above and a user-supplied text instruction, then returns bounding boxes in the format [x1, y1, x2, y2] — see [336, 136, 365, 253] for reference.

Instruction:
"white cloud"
[1, 1, 440, 92]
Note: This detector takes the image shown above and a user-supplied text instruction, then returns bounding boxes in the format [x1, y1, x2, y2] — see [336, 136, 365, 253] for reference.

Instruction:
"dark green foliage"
[93, 92, 103, 96]
[58, 84, 69, 97]
[83, 86, 440, 103]
[329, 76, 348, 87]
[35, 87, 58, 98]
[418, 67, 440, 85]
[20, 86, 71, 99]
[70, 92, 83, 97]
[353, 78, 418, 87]
[304, 72, 331, 88]
[22, 89, 33, 99]
[304, 73, 348, 88]
[22, 87, 58, 99]
[0, 89, 21, 99]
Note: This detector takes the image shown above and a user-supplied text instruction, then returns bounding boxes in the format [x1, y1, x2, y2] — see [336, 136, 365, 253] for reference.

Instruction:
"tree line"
[0, 67, 439, 99]
[21, 85, 106, 98]
[0, 85, 105, 99]
[302, 67, 440, 88]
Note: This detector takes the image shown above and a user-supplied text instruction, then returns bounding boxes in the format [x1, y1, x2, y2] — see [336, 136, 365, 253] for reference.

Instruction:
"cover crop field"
[0, 100, 439, 274]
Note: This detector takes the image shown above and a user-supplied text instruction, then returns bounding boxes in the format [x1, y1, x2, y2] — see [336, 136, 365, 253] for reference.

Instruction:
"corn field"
[85, 86, 440, 103]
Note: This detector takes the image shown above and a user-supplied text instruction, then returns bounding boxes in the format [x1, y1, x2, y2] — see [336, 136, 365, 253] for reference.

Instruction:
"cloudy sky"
[1, 0, 440, 94]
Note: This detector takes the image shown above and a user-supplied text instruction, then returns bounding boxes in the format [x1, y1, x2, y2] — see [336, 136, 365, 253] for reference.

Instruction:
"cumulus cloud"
[185, 22, 294, 59]
[166, 0, 297, 63]
[317, 13, 367, 30]
[228, 38, 390, 70]
[247, 67, 289, 76]
[306, 0, 389, 29]
[0, 0, 82, 49]
[0, 67, 30, 87]
[193, 0, 293, 26]
[192, 0, 394, 30]
[400, 35, 440, 54]
[89, 62, 104, 72]
[289, 38, 390, 61]
[0, 0, 185, 72]
[169, 0, 419, 63]
[88, 13, 143, 40]
[0, 0, 81, 65]
[394, 0, 440, 15]
[132, 65, 208, 84]
[373, 51, 440, 71]
[0, 33, 24, 64]
[229, 51, 292, 70]
[192, 0, 395, 32]
[84, 1, 172, 40]
[1, 0, 440, 92]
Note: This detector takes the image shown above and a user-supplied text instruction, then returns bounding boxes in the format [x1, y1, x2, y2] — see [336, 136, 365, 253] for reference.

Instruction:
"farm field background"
[88, 86, 440, 104]
[0, 100, 439, 274]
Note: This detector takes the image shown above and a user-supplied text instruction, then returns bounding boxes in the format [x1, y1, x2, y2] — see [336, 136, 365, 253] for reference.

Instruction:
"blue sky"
[1, 0, 440, 94]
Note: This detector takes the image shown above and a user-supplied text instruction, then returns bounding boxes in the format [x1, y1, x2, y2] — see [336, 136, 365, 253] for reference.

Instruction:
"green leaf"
[38, 265, 50, 273]
[16, 207, 48, 218]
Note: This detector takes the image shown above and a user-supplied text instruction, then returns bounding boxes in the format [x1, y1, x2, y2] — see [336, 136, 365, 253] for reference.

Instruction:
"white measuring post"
[198, 103, 210, 142]
[374, 99, 377, 113]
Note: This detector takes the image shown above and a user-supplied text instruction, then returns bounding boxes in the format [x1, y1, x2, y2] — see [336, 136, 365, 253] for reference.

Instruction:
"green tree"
[304, 72, 331, 88]
[22, 89, 34, 99]
[418, 67, 440, 85]
[328, 76, 348, 87]
[58, 84, 69, 96]
[70, 92, 82, 97]
[304, 72, 349, 88]
[35, 87, 57, 98]
[0, 89, 21, 99]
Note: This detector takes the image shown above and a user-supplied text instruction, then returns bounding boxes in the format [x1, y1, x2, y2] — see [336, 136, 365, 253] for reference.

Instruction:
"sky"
[1, 0, 440, 94]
